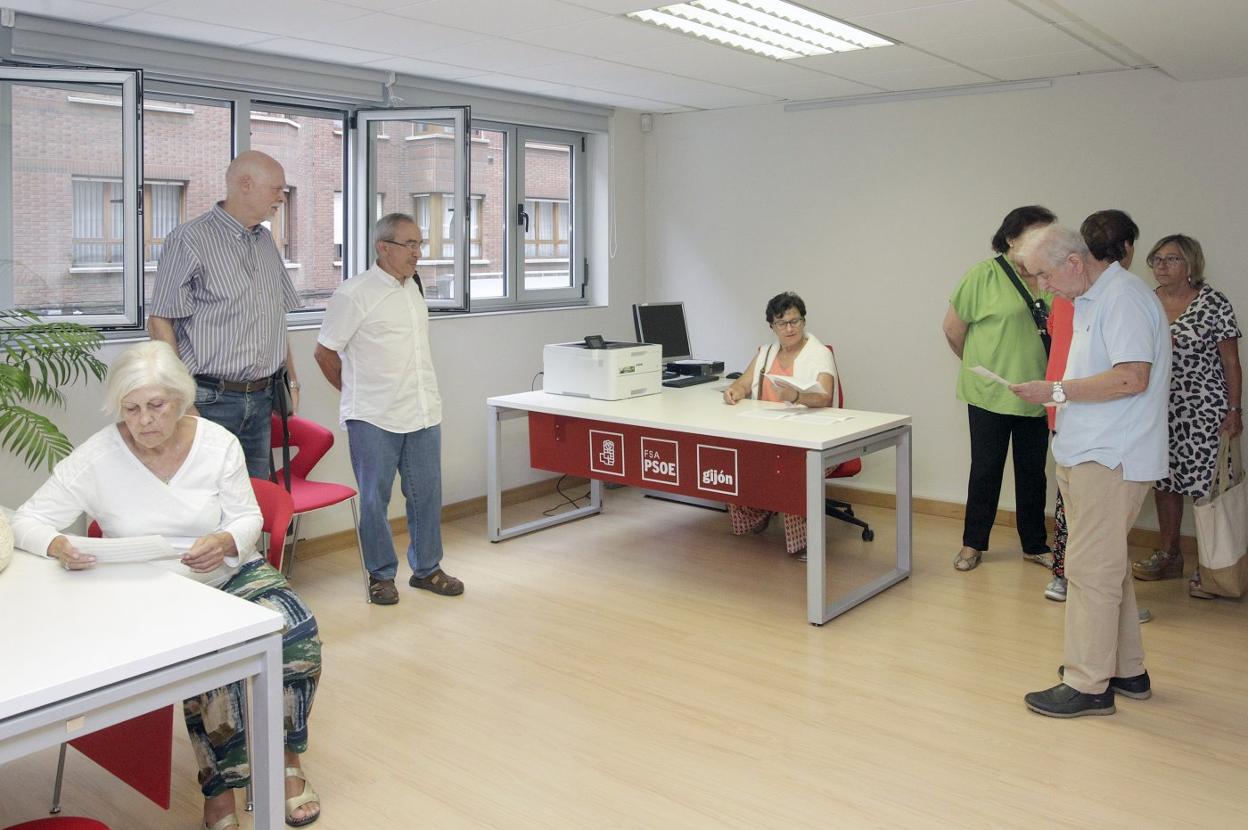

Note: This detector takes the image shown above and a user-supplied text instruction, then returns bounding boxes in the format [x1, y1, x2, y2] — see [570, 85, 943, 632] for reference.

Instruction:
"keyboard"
[662, 374, 720, 388]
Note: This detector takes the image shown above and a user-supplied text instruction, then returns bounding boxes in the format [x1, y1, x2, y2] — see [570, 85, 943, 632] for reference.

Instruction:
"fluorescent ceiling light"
[628, 0, 893, 61]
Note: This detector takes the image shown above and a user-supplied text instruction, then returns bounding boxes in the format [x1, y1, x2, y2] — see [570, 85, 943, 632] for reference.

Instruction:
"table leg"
[249, 634, 284, 829]
[487, 405, 603, 543]
[810, 425, 913, 624]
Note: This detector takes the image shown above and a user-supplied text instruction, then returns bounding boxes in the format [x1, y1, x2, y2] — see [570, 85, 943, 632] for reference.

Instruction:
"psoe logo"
[640, 437, 679, 486]
[696, 444, 738, 496]
[589, 429, 626, 476]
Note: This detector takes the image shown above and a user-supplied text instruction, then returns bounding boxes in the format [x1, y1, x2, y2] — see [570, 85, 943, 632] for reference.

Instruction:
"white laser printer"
[543, 340, 662, 400]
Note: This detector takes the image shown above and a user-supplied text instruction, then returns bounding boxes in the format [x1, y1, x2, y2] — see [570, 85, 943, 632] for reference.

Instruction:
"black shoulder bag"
[995, 255, 1051, 357]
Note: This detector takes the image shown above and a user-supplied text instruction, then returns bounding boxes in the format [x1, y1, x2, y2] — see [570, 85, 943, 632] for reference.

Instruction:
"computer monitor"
[633, 302, 693, 362]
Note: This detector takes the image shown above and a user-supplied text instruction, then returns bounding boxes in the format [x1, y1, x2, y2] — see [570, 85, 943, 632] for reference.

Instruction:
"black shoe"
[1053, 664, 1148, 693]
[1058, 666, 1151, 700]
[1024, 683, 1115, 718]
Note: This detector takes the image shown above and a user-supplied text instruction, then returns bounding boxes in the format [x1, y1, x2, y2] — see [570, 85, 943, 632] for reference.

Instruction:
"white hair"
[103, 341, 196, 418]
[1019, 223, 1089, 270]
[374, 212, 418, 243]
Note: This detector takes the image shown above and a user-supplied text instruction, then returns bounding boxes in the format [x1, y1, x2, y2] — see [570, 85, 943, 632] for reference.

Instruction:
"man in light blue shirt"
[1010, 224, 1170, 718]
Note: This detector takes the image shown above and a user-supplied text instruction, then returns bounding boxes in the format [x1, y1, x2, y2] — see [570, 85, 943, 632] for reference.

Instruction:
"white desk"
[0, 553, 286, 827]
[487, 386, 912, 624]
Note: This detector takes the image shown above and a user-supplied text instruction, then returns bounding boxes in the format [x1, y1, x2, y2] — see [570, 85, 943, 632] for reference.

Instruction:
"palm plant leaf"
[0, 404, 76, 470]
[1, 308, 107, 469]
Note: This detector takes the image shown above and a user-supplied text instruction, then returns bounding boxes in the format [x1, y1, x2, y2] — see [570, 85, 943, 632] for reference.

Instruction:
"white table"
[487, 386, 912, 624]
[0, 553, 286, 827]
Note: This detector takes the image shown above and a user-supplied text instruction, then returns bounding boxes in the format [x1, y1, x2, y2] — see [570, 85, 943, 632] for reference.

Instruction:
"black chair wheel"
[862, 529, 875, 542]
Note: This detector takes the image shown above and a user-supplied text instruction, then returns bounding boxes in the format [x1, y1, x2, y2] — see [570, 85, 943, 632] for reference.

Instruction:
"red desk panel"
[529, 412, 806, 515]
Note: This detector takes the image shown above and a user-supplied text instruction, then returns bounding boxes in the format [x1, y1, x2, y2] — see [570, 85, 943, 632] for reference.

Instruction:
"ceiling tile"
[850, 63, 995, 91]
[362, 55, 487, 81]
[509, 15, 694, 58]
[849, 0, 1044, 44]
[913, 23, 1097, 65]
[390, 0, 603, 35]
[801, 0, 964, 18]
[744, 74, 881, 100]
[249, 37, 392, 66]
[298, 11, 482, 54]
[146, 0, 368, 38]
[106, 11, 276, 46]
[792, 44, 953, 75]
[969, 48, 1128, 82]
[329, 0, 424, 10]
[555, 0, 654, 12]
[2, 0, 137, 22]
[518, 57, 778, 108]
[625, 39, 835, 88]
[424, 38, 573, 73]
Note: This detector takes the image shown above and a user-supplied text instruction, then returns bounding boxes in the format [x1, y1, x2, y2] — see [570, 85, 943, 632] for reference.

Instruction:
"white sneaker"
[1139, 608, 1153, 623]
[1044, 576, 1067, 602]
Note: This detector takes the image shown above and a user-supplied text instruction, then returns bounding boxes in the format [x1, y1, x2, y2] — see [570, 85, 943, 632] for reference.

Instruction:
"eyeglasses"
[381, 239, 424, 253]
[772, 317, 805, 330]
[1148, 255, 1185, 268]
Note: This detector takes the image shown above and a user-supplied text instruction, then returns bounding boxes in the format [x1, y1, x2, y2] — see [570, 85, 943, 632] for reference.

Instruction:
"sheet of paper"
[64, 534, 179, 564]
[763, 373, 824, 394]
[969, 365, 1011, 385]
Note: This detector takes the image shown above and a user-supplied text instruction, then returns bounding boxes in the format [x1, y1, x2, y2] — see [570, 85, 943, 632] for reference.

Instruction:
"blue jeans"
[194, 383, 273, 480]
[346, 420, 444, 580]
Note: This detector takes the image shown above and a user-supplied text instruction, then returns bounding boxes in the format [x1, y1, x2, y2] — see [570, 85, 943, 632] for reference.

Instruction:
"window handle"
[517, 204, 529, 232]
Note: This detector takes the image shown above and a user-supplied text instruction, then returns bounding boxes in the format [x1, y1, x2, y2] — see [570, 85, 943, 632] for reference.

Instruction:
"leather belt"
[194, 373, 272, 393]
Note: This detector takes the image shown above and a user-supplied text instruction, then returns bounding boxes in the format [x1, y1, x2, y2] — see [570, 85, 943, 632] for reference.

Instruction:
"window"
[72, 178, 185, 267]
[413, 193, 483, 259]
[519, 132, 581, 302]
[250, 104, 347, 307]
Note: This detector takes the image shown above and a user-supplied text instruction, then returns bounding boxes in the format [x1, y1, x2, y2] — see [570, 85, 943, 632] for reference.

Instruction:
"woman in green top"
[943, 205, 1055, 571]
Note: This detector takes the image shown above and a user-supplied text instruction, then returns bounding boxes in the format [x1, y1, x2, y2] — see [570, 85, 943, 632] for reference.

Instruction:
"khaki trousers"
[1056, 462, 1150, 694]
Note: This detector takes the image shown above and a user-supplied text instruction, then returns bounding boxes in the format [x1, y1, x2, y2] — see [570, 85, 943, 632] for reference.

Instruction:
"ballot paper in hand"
[970, 365, 1011, 386]
[764, 374, 825, 394]
[64, 534, 179, 564]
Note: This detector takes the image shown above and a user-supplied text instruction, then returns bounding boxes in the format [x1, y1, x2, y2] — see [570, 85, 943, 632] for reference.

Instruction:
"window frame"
[1, 66, 143, 327]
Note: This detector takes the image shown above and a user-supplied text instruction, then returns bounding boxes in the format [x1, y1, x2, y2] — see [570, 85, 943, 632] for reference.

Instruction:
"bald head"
[222, 151, 287, 228]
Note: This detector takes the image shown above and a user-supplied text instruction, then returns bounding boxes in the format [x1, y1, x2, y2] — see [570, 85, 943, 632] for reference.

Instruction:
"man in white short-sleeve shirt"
[1010, 224, 1169, 718]
[315, 213, 462, 605]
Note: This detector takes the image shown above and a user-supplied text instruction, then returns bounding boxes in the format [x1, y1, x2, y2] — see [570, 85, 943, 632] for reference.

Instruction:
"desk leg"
[811, 425, 913, 624]
[806, 449, 828, 625]
[487, 404, 603, 543]
[249, 634, 284, 829]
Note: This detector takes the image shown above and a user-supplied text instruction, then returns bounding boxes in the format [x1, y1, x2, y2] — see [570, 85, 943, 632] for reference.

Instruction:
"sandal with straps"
[285, 766, 321, 827]
[954, 547, 982, 572]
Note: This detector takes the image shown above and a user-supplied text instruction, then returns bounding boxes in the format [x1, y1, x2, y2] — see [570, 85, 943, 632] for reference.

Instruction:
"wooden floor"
[3, 488, 1246, 829]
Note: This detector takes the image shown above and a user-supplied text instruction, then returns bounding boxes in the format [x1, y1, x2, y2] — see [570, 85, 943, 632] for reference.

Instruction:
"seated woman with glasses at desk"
[722, 291, 835, 558]
[11, 341, 323, 830]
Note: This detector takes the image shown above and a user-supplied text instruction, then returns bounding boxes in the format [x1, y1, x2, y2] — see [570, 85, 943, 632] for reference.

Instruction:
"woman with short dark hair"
[943, 206, 1056, 571]
[722, 291, 835, 557]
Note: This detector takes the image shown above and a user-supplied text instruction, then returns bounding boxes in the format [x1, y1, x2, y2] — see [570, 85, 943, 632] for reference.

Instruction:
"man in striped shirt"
[149, 151, 303, 478]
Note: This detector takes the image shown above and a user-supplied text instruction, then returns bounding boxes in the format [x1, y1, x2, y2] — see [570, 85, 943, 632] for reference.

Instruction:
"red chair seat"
[6, 817, 112, 829]
[275, 471, 358, 513]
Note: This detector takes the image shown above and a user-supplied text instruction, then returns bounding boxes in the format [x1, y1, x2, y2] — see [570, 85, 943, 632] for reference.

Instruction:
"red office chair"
[6, 819, 112, 829]
[250, 477, 294, 570]
[270, 414, 369, 601]
[824, 344, 874, 542]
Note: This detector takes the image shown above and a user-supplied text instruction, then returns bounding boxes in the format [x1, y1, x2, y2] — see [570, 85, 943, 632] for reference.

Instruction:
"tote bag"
[1193, 434, 1248, 598]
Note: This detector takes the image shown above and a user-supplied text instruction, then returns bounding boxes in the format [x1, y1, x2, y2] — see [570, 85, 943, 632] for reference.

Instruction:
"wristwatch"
[288, 380, 301, 391]
[1051, 381, 1066, 404]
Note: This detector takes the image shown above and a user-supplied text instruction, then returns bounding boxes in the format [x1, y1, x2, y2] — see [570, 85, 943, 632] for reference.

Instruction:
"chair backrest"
[250, 476, 294, 569]
[825, 343, 846, 409]
[270, 413, 335, 480]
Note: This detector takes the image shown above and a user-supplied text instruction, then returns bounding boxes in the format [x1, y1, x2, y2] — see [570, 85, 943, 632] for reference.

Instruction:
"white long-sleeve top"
[12, 417, 262, 588]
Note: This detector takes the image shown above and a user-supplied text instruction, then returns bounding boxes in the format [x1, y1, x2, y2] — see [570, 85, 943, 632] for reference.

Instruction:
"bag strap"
[995, 255, 1049, 333]
[752, 343, 775, 399]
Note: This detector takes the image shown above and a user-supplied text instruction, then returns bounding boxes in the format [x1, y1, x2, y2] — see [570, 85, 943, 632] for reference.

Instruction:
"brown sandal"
[368, 576, 399, 605]
[409, 568, 464, 596]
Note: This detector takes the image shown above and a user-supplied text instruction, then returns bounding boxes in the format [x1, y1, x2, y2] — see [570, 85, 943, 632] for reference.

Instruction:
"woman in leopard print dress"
[1133, 235, 1242, 595]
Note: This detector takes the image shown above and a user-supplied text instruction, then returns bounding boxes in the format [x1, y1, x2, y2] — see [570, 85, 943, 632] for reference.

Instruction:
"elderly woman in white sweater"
[721, 291, 836, 558]
[12, 341, 322, 830]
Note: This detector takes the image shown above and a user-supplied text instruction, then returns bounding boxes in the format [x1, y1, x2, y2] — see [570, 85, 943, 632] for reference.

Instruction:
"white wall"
[642, 69, 1248, 532]
[0, 111, 647, 540]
